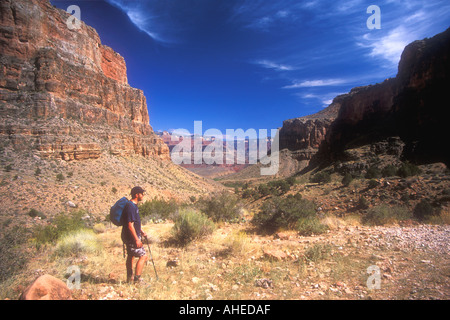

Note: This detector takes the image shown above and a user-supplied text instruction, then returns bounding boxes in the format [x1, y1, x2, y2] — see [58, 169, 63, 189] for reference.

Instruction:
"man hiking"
[121, 186, 148, 284]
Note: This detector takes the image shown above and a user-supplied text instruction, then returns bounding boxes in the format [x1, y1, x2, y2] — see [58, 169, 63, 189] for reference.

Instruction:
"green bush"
[296, 216, 328, 236]
[365, 166, 381, 179]
[0, 227, 32, 282]
[27, 208, 46, 219]
[397, 161, 422, 178]
[140, 198, 179, 221]
[54, 229, 101, 257]
[382, 165, 397, 177]
[362, 205, 412, 226]
[267, 179, 291, 195]
[56, 173, 65, 182]
[305, 244, 332, 262]
[257, 184, 272, 197]
[285, 176, 297, 186]
[197, 192, 242, 223]
[33, 210, 88, 246]
[241, 188, 256, 199]
[368, 179, 379, 189]
[252, 196, 317, 233]
[413, 200, 440, 221]
[341, 173, 353, 187]
[310, 171, 331, 184]
[358, 196, 369, 209]
[171, 209, 215, 245]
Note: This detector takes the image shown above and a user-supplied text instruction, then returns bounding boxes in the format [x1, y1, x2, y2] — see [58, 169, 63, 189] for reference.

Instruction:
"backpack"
[109, 197, 130, 226]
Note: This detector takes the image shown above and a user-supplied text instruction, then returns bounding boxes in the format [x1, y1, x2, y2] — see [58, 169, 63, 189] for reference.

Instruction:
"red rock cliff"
[313, 27, 450, 167]
[0, 0, 169, 161]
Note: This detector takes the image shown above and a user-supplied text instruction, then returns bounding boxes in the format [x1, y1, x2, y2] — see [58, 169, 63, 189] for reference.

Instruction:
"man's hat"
[131, 186, 145, 197]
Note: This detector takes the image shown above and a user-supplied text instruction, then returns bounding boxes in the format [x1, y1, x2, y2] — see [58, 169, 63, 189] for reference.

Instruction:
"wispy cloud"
[357, 0, 450, 68]
[230, 1, 300, 31]
[361, 26, 416, 66]
[283, 78, 348, 89]
[106, 0, 177, 44]
[301, 92, 341, 107]
[254, 60, 295, 71]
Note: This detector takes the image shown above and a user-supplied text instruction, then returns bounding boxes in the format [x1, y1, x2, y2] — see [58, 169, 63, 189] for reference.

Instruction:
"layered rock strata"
[317, 27, 450, 167]
[0, 0, 169, 160]
[278, 94, 341, 162]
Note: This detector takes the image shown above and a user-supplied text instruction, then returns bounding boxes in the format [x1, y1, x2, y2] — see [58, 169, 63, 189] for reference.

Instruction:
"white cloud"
[106, 0, 175, 44]
[366, 26, 415, 65]
[255, 60, 295, 71]
[283, 78, 348, 88]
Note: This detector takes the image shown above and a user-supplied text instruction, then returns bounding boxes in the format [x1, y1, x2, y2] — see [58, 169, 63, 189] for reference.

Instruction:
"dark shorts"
[125, 242, 146, 258]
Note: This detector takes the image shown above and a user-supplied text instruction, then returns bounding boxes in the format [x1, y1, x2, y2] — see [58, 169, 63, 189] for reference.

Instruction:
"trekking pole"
[145, 236, 159, 280]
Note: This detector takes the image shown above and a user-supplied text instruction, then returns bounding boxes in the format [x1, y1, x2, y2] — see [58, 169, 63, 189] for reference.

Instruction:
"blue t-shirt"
[120, 201, 142, 244]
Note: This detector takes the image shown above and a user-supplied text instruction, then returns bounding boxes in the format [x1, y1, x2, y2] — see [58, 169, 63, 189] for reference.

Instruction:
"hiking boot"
[133, 275, 150, 287]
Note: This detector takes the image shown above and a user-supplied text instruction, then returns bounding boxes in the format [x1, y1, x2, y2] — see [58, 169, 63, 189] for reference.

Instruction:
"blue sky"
[51, 0, 450, 134]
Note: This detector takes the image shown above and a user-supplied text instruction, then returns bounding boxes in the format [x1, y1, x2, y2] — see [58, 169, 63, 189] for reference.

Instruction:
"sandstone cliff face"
[313, 27, 450, 167]
[278, 92, 341, 161]
[0, 0, 169, 161]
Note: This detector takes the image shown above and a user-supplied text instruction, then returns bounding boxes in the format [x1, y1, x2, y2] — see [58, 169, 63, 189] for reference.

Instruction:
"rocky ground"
[1, 148, 449, 301]
[6, 219, 448, 301]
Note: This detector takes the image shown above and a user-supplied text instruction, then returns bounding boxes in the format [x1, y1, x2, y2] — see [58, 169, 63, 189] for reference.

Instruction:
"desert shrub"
[310, 171, 331, 184]
[241, 188, 256, 199]
[197, 192, 242, 223]
[224, 231, 250, 256]
[56, 173, 65, 182]
[267, 179, 291, 195]
[27, 208, 46, 219]
[362, 205, 412, 226]
[93, 223, 106, 234]
[397, 161, 422, 178]
[305, 244, 332, 262]
[365, 166, 381, 179]
[252, 196, 316, 233]
[358, 196, 369, 209]
[0, 226, 32, 282]
[368, 179, 379, 189]
[140, 198, 179, 221]
[257, 183, 272, 197]
[285, 176, 297, 186]
[54, 229, 101, 257]
[341, 173, 354, 187]
[296, 216, 328, 236]
[413, 200, 440, 221]
[33, 210, 88, 246]
[171, 209, 215, 245]
[382, 164, 397, 177]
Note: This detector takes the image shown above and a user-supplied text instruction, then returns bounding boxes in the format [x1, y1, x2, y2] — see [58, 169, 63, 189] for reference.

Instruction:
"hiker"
[121, 186, 148, 284]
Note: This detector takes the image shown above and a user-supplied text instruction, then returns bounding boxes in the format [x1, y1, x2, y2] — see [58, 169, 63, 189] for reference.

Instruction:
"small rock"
[166, 259, 179, 268]
[255, 278, 273, 289]
[67, 201, 77, 208]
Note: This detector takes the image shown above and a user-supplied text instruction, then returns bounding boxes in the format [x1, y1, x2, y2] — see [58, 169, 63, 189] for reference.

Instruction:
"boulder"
[19, 274, 72, 300]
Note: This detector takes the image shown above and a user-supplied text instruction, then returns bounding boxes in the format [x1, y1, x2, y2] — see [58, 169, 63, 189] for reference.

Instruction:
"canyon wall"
[0, 0, 170, 161]
[279, 27, 450, 170]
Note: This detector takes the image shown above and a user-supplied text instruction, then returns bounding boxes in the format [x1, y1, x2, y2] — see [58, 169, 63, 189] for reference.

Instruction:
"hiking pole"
[145, 236, 159, 280]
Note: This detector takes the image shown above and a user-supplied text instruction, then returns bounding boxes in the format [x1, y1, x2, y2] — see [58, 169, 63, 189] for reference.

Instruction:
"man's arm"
[127, 222, 143, 248]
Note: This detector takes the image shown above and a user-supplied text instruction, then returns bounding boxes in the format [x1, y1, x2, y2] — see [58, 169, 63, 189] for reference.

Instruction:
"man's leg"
[126, 254, 134, 283]
[134, 254, 148, 280]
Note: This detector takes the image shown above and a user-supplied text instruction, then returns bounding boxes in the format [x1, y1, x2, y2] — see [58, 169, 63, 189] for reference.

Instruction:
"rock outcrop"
[311, 27, 450, 168]
[0, 0, 169, 160]
[19, 274, 72, 300]
[278, 93, 341, 161]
